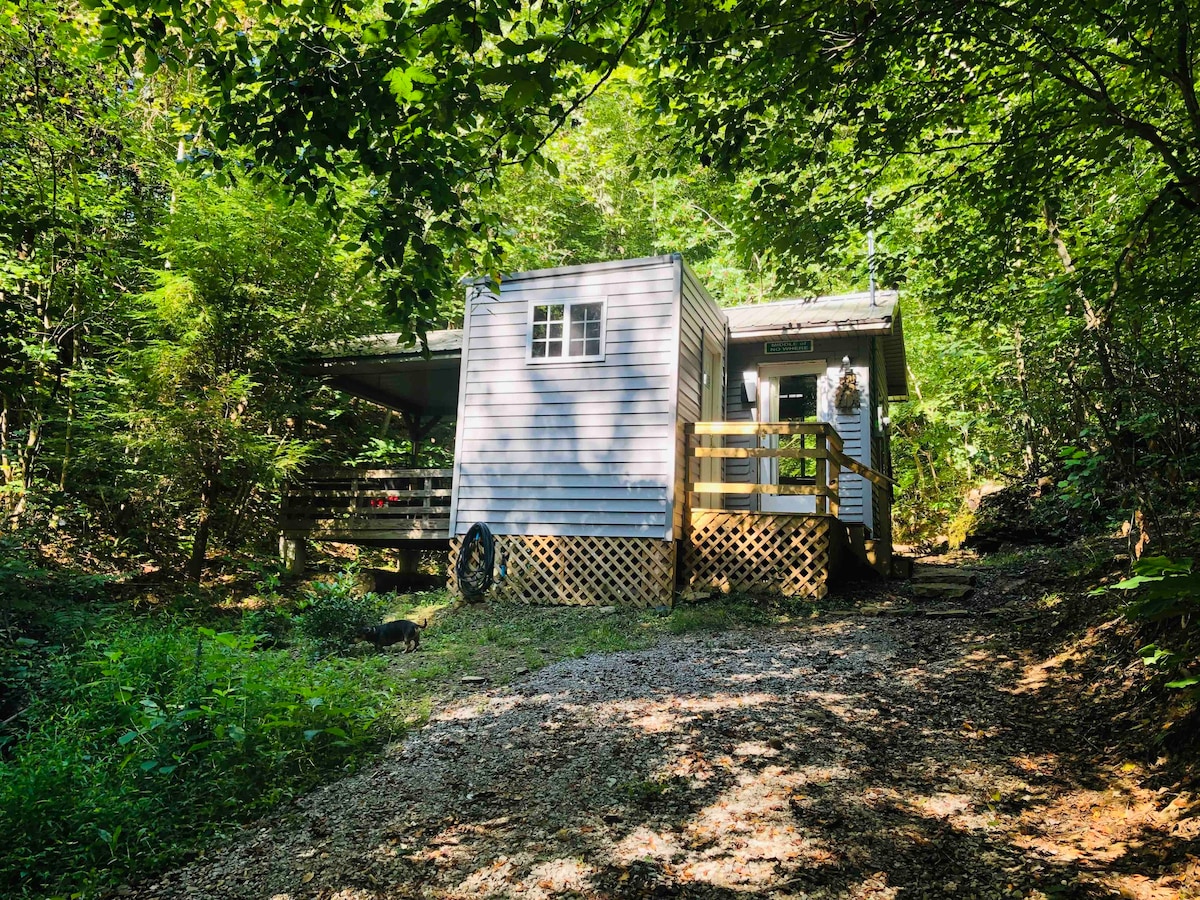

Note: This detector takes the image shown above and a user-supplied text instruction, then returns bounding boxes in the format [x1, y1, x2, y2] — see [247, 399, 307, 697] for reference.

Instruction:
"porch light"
[742, 370, 757, 405]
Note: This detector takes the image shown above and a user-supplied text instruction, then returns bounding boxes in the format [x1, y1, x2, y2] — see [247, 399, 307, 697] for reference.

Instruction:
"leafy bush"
[0, 614, 400, 896]
[1101, 556, 1200, 698]
[295, 572, 388, 651]
[240, 604, 295, 647]
[0, 551, 108, 616]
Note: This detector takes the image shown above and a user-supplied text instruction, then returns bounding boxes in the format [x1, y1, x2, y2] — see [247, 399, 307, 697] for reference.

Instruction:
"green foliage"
[89, 0, 658, 326]
[295, 574, 389, 652]
[669, 598, 776, 634]
[119, 175, 384, 578]
[1108, 556, 1200, 625]
[0, 2, 161, 533]
[1097, 556, 1200, 699]
[348, 436, 454, 469]
[645, 0, 1200, 535]
[0, 552, 109, 613]
[485, 75, 775, 305]
[0, 610, 400, 896]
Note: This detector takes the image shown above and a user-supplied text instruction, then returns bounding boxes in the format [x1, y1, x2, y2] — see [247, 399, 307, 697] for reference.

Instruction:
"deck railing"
[683, 422, 893, 516]
[281, 468, 453, 541]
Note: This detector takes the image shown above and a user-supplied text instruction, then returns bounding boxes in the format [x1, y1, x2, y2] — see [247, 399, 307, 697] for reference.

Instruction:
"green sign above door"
[764, 339, 814, 355]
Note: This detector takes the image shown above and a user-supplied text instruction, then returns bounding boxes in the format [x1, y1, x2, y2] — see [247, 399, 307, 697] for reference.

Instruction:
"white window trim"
[525, 296, 608, 364]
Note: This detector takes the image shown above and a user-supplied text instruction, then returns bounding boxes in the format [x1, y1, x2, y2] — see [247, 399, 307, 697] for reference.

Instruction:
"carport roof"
[301, 329, 463, 418]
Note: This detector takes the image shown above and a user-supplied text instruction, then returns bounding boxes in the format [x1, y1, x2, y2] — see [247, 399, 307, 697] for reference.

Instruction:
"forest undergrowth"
[2, 530, 1199, 897]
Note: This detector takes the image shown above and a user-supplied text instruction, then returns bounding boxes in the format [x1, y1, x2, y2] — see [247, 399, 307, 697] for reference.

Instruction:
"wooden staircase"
[842, 522, 912, 581]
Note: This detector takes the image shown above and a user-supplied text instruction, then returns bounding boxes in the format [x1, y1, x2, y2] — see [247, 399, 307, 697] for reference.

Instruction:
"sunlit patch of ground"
[125, 618, 1197, 900]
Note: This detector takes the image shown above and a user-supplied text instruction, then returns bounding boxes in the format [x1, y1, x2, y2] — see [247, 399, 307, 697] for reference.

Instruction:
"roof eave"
[729, 320, 895, 341]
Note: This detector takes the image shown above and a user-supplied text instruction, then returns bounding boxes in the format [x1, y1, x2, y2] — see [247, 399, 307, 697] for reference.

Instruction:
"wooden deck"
[281, 468, 452, 544]
[682, 422, 894, 597]
[279, 423, 894, 600]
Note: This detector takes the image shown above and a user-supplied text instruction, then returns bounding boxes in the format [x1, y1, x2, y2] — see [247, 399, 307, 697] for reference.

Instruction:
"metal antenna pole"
[867, 195, 877, 306]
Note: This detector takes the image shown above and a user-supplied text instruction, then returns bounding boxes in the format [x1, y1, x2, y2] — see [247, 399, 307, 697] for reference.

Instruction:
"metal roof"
[724, 291, 908, 400]
[724, 291, 900, 337]
[301, 329, 464, 417]
[321, 329, 463, 359]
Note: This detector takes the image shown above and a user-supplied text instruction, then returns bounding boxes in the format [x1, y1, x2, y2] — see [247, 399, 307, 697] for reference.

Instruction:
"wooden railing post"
[814, 431, 828, 515]
[829, 447, 840, 518]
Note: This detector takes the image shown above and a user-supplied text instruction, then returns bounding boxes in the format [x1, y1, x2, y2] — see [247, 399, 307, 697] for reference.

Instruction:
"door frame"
[757, 360, 827, 513]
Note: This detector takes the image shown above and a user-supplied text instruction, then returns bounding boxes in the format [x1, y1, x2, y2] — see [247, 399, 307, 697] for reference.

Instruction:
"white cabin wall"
[674, 263, 728, 536]
[870, 335, 894, 541]
[723, 335, 874, 526]
[450, 257, 680, 538]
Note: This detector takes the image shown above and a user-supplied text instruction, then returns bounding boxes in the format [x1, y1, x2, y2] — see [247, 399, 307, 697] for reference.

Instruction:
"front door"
[759, 363, 825, 513]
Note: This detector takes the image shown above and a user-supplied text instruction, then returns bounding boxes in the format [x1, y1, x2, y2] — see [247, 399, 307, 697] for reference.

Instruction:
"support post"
[395, 548, 421, 574]
[814, 433, 828, 515]
[279, 534, 306, 576]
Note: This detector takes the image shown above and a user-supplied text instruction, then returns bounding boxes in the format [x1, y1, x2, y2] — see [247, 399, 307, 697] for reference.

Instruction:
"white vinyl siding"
[723, 336, 873, 526]
[451, 257, 680, 538]
[674, 263, 728, 534]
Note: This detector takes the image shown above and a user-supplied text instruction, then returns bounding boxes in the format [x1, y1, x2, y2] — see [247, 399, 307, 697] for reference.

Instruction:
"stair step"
[913, 568, 977, 586]
[912, 582, 975, 601]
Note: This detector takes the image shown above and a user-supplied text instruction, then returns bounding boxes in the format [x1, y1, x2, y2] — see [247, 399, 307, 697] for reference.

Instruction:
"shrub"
[295, 571, 389, 652]
[0, 615, 401, 896]
[1099, 556, 1200, 699]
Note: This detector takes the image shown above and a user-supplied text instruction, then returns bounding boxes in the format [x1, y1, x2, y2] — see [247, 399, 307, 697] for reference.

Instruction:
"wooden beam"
[685, 421, 840, 437]
[691, 447, 829, 460]
[827, 448, 896, 487]
[293, 467, 452, 480]
[687, 482, 840, 500]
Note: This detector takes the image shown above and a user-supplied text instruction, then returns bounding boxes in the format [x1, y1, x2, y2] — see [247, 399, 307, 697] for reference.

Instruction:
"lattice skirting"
[448, 535, 677, 607]
[684, 510, 833, 599]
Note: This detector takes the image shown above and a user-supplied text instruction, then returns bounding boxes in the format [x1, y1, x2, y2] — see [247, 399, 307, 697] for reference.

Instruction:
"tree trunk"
[1012, 326, 1040, 475]
[187, 474, 216, 583]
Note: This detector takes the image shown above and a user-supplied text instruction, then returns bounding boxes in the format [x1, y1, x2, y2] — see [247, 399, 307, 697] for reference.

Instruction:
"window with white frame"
[529, 299, 605, 361]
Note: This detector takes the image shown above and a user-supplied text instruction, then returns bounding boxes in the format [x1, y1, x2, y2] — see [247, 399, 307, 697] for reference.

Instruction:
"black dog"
[356, 619, 426, 653]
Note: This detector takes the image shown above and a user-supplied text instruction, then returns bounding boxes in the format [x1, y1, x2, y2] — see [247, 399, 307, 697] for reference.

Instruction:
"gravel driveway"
[127, 615, 1197, 900]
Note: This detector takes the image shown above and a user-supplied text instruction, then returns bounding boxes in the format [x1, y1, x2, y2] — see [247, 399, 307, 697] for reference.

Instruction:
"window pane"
[532, 323, 546, 340]
[548, 342, 563, 357]
[573, 302, 601, 323]
[548, 304, 564, 321]
[567, 302, 603, 356]
[778, 374, 818, 421]
[549, 322, 563, 339]
[532, 341, 546, 358]
[533, 305, 548, 323]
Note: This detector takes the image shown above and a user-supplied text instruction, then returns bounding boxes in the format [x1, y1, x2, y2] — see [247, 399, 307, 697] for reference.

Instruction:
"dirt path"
[127, 612, 1197, 900]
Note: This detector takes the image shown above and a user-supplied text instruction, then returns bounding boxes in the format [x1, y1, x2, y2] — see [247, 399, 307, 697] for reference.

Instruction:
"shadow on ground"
[128, 609, 1198, 900]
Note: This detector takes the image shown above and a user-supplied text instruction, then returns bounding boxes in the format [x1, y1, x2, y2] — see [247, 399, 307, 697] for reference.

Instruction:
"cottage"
[284, 254, 906, 603]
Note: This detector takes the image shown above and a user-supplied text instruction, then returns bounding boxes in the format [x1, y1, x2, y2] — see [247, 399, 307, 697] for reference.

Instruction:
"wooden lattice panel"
[449, 535, 676, 607]
[684, 510, 832, 599]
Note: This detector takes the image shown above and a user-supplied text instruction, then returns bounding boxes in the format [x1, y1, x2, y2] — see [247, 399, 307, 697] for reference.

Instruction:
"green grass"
[0, 578, 794, 898]
[668, 595, 787, 633]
